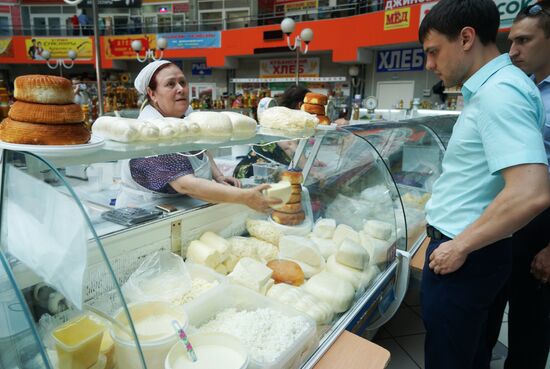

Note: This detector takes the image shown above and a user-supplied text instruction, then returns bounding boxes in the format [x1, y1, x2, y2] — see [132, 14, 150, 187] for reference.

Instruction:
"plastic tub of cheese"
[111, 301, 189, 369]
[165, 332, 249, 369]
[183, 285, 317, 369]
[51, 314, 105, 369]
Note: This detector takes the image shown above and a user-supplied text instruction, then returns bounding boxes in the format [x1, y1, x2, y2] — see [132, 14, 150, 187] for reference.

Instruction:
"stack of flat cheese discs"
[271, 169, 305, 226]
[301, 93, 330, 125]
[0, 75, 90, 145]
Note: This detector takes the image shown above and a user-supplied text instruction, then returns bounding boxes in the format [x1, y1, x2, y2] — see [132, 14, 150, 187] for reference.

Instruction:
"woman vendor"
[116, 60, 280, 212]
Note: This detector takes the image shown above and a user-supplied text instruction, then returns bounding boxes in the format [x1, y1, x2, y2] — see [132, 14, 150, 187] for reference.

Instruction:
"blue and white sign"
[158, 32, 221, 49]
[192, 62, 212, 76]
[376, 48, 425, 72]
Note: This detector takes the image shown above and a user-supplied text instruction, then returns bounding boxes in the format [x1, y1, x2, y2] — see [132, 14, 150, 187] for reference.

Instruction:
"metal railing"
[7, 1, 384, 37]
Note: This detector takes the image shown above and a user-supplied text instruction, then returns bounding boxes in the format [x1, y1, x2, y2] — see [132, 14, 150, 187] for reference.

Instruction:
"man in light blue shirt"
[419, 1, 550, 369]
[487, 2, 550, 368]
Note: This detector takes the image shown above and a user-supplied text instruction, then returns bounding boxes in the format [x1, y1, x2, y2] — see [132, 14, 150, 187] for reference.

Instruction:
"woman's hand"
[243, 184, 282, 213]
[215, 175, 242, 188]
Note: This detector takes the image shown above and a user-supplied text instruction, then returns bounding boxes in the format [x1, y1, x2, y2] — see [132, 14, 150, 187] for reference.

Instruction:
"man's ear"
[460, 27, 476, 51]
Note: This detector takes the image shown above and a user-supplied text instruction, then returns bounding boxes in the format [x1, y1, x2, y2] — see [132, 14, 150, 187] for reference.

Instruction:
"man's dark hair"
[419, 0, 500, 45]
[277, 85, 310, 109]
[514, 0, 550, 38]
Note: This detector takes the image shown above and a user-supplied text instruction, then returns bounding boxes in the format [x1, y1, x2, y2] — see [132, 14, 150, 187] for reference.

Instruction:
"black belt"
[426, 225, 451, 240]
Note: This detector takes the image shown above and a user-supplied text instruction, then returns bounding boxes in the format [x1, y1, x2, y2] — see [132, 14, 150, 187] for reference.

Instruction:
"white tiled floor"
[368, 281, 550, 369]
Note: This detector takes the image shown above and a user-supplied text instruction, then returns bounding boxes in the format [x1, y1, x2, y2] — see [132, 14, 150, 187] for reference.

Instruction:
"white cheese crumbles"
[173, 278, 219, 305]
[198, 307, 310, 363]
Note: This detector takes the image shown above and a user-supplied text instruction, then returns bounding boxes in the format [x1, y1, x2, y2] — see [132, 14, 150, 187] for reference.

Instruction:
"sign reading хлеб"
[376, 48, 425, 72]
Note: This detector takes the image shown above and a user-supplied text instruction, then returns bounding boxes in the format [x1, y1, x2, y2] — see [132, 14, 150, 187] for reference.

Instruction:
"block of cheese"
[288, 259, 324, 279]
[359, 231, 391, 265]
[222, 254, 240, 273]
[363, 220, 393, 241]
[146, 118, 177, 138]
[362, 265, 381, 289]
[251, 238, 279, 263]
[260, 278, 274, 295]
[326, 255, 364, 290]
[92, 116, 140, 142]
[266, 259, 304, 286]
[336, 238, 369, 270]
[304, 272, 355, 313]
[259, 106, 319, 131]
[186, 111, 232, 137]
[263, 181, 292, 210]
[279, 236, 324, 267]
[200, 231, 230, 261]
[228, 236, 258, 260]
[182, 117, 201, 136]
[332, 224, 360, 246]
[246, 219, 282, 246]
[186, 240, 222, 268]
[309, 236, 338, 259]
[228, 257, 273, 294]
[312, 218, 336, 239]
[220, 111, 257, 134]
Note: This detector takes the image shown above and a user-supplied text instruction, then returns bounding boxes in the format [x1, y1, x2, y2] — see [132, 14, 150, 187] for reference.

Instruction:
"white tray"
[0, 134, 104, 157]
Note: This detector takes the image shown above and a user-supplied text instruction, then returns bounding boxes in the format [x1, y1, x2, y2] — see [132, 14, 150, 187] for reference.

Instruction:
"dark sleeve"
[129, 153, 195, 194]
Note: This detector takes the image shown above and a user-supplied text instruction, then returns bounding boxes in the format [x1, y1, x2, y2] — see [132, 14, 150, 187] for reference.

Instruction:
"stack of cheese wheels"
[0, 75, 89, 145]
[301, 92, 329, 125]
[271, 169, 305, 225]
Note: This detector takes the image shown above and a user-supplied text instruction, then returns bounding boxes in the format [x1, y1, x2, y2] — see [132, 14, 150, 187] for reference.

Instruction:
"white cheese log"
[259, 106, 319, 131]
[304, 272, 355, 313]
[312, 218, 336, 239]
[146, 118, 177, 138]
[332, 224, 360, 247]
[186, 240, 222, 268]
[246, 219, 282, 246]
[92, 116, 140, 142]
[220, 111, 257, 133]
[309, 236, 338, 259]
[200, 231, 230, 262]
[363, 220, 393, 241]
[279, 236, 324, 267]
[126, 119, 159, 140]
[336, 238, 369, 271]
[186, 111, 233, 137]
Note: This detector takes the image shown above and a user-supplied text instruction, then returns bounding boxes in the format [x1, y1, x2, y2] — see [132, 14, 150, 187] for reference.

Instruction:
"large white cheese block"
[186, 240, 222, 268]
[228, 257, 273, 294]
[335, 238, 369, 270]
[312, 218, 336, 239]
[200, 231, 230, 262]
[246, 219, 282, 246]
[326, 255, 364, 290]
[220, 111, 257, 133]
[279, 236, 324, 267]
[359, 231, 391, 265]
[363, 220, 393, 241]
[92, 116, 140, 142]
[259, 106, 319, 131]
[286, 258, 324, 279]
[304, 272, 355, 313]
[332, 224, 360, 246]
[185, 111, 233, 137]
[309, 236, 338, 259]
[264, 181, 292, 210]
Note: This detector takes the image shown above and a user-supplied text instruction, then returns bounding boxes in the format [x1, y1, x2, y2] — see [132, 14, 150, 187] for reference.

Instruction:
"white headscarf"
[134, 60, 171, 95]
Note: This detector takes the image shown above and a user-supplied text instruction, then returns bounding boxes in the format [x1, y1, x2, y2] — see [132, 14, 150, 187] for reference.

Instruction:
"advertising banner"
[105, 34, 155, 59]
[0, 37, 13, 58]
[192, 62, 212, 76]
[274, 0, 318, 12]
[260, 58, 320, 79]
[158, 32, 221, 49]
[384, 0, 436, 10]
[377, 48, 425, 72]
[25, 37, 92, 60]
[384, 7, 411, 30]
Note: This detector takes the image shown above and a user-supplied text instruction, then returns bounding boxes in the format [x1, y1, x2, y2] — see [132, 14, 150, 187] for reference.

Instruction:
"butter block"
[335, 238, 369, 270]
[312, 218, 336, 239]
[332, 224, 360, 246]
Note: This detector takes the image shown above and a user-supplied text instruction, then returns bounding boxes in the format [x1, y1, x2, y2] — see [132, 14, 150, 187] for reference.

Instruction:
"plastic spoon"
[172, 320, 198, 362]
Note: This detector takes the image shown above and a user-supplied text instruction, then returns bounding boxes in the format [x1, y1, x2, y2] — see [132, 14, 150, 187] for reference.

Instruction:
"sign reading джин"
[376, 48, 425, 72]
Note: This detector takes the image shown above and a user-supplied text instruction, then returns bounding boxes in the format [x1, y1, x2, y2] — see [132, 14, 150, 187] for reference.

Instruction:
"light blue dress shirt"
[426, 54, 548, 238]
[534, 75, 550, 173]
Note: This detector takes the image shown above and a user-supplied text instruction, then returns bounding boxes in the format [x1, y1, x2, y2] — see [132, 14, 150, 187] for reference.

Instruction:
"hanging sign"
[25, 37, 92, 60]
[384, 0, 435, 10]
[192, 62, 212, 76]
[384, 7, 411, 30]
[105, 34, 156, 59]
[377, 48, 425, 72]
[274, 0, 318, 12]
[157, 32, 221, 49]
[260, 58, 320, 79]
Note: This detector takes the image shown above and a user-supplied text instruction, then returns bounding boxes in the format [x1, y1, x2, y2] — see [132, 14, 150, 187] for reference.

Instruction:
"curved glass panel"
[0, 150, 148, 369]
[400, 114, 459, 148]
[344, 121, 448, 251]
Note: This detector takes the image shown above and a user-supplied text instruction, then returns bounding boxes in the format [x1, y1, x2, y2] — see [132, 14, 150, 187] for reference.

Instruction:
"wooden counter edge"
[313, 331, 391, 369]
[410, 237, 430, 271]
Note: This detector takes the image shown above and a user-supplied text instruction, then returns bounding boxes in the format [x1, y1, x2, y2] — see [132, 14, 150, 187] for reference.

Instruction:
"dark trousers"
[487, 207, 550, 369]
[422, 235, 512, 369]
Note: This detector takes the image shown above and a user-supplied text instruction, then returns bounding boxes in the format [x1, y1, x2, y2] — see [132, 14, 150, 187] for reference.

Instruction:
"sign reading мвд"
[377, 48, 425, 72]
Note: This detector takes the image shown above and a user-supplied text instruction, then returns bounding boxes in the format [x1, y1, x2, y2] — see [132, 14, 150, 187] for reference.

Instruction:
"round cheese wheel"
[9, 101, 83, 124]
[291, 184, 302, 195]
[281, 170, 303, 185]
[277, 202, 303, 214]
[266, 259, 305, 286]
[288, 193, 302, 204]
[317, 115, 331, 125]
[301, 103, 325, 115]
[0, 118, 90, 145]
[271, 210, 305, 226]
[14, 75, 74, 104]
[304, 92, 328, 106]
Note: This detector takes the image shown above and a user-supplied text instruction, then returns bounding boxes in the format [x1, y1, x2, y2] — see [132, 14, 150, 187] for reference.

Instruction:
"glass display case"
[0, 119, 452, 369]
